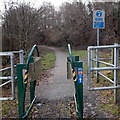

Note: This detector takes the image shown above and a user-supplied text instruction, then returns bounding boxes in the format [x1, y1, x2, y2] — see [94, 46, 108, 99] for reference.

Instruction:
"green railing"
[67, 44, 83, 119]
[16, 45, 40, 120]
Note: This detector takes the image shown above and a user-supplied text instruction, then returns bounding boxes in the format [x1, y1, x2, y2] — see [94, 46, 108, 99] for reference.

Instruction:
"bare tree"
[2, 2, 40, 52]
[1, 1, 119, 50]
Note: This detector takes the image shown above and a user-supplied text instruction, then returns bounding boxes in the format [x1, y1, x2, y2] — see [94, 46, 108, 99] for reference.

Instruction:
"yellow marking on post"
[74, 78, 77, 81]
[24, 73, 28, 80]
[72, 69, 77, 82]
[24, 70, 28, 84]
[24, 81, 28, 84]
[72, 72, 76, 77]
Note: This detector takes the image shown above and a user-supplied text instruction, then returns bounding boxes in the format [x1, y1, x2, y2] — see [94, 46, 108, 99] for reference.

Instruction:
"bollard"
[67, 57, 72, 79]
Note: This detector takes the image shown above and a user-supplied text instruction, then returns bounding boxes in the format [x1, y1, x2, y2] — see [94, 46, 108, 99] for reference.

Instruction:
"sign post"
[67, 44, 83, 120]
[93, 10, 105, 82]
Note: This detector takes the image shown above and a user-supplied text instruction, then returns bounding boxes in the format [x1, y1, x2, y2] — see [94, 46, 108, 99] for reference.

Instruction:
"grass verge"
[72, 50, 88, 59]
[72, 50, 88, 73]
[41, 51, 56, 71]
[38, 46, 56, 71]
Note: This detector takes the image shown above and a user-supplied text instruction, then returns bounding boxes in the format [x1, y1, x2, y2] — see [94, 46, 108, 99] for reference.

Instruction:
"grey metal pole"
[89, 86, 120, 91]
[89, 45, 120, 49]
[116, 48, 120, 118]
[88, 47, 91, 89]
[19, 50, 24, 64]
[114, 43, 119, 103]
[91, 49, 94, 78]
[96, 29, 99, 82]
[97, 29, 100, 46]
[11, 54, 15, 99]
[91, 67, 120, 71]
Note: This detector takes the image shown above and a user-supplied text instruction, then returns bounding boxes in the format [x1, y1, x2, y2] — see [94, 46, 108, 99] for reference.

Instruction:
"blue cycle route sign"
[93, 10, 105, 29]
[78, 67, 83, 84]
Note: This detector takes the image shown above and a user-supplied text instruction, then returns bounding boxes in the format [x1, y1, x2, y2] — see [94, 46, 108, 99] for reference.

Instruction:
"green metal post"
[26, 45, 39, 70]
[28, 57, 36, 103]
[67, 44, 83, 119]
[17, 45, 40, 120]
[72, 60, 83, 120]
[16, 64, 26, 119]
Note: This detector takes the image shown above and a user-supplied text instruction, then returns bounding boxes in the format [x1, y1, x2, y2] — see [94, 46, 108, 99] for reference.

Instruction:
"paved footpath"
[36, 47, 74, 100]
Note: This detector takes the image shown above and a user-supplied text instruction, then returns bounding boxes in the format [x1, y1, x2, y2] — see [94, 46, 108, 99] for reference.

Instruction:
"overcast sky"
[0, 0, 119, 12]
[0, 0, 79, 10]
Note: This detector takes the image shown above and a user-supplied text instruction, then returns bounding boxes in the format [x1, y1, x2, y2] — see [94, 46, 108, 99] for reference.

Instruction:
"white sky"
[0, 0, 71, 13]
[29, 0, 74, 9]
[0, 0, 119, 12]
[0, 0, 74, 10]
[40, 0, 73, 7]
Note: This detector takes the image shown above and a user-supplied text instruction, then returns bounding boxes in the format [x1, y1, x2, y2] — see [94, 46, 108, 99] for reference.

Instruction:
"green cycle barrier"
[67, 44, 83, 119]
[16, 45, 41, 120]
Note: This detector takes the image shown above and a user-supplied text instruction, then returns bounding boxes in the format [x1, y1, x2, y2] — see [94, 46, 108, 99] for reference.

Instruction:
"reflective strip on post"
[72, 68, 77, 81]
[24, 70, 28, 84]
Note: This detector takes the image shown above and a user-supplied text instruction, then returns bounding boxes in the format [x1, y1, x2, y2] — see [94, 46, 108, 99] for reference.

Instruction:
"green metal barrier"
[67, 44, 83, 119]
[16, 45, 40, 120]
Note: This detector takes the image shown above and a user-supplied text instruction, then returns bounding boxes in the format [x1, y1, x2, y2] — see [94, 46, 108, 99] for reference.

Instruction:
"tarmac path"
[36, 47, 74, 100]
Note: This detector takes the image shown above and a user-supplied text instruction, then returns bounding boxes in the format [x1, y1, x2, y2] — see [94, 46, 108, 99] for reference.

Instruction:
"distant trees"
[57, 2, 89, 47]
[56, 2, 119, 48]
[1, 1, 120, 51]
[2, 2, 56, 52]
[2, 3, 40, 51]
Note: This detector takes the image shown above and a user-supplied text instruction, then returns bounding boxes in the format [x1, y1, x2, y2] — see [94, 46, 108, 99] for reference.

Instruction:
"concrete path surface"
[36, 47, 74, 101]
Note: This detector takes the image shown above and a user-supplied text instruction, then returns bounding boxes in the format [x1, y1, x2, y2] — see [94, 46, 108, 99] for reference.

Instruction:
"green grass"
[72, 50, 88, 73]
[72, 50, 88, 59]
[41, 52, 56, 71]
[38, 46, 56, 71]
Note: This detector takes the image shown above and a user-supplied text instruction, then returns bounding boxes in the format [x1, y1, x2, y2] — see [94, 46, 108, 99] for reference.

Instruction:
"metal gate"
[16, 45, 41, 119]
[87, 43, 120, 102]
[0, 50, 24, 100]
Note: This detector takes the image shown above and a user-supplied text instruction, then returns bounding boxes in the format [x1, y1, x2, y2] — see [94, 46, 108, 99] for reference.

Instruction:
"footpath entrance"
[0, 44, 120, 119]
